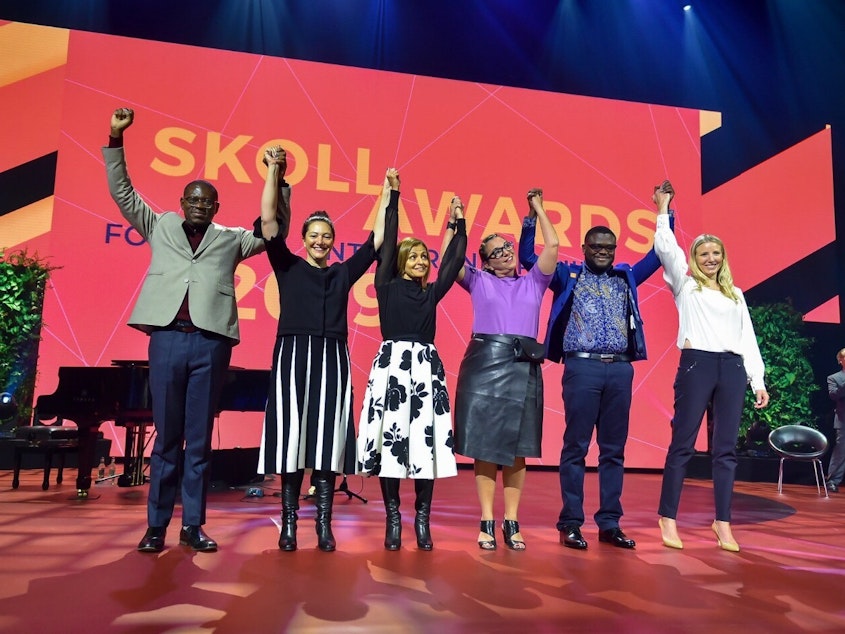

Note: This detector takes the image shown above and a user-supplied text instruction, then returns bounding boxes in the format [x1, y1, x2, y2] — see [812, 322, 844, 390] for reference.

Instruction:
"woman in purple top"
[452, 189, 559, 550]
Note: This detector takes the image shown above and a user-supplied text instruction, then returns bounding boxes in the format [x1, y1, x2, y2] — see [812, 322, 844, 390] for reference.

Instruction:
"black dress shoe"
[598, 527, 636, 549]
[826, 480, 839, 493]
[559, 525, 588, 550]
[137, 526, 166, 553]
[179, 525, 218, 552]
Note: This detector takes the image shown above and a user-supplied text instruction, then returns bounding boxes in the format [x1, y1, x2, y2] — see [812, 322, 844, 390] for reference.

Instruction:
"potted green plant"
[0, 249, 57, 432]
[739, 301, 818, 454]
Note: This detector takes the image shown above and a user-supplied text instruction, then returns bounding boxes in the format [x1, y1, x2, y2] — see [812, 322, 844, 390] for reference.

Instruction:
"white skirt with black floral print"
[356, 340, 458, 479]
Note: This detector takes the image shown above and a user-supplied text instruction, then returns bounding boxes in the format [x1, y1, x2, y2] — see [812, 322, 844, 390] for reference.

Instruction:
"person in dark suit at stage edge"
[105, 108, 276, 553]
[824, 349, 845, 493]
[519, 185, 672, 552]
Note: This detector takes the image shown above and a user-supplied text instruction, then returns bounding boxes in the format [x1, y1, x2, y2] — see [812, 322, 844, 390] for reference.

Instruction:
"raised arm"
[529, 189, 559, 275]
[370, 168, 398, 252]
[375, 168, 400, 286]
[434, 199, 467, 299]
[104, 107, 162, 239]
[441, 196, 467, 282]
[518, 189, 540, 271]
[652, 180, 689, 295]
[260, 146, 290, 240]
[631, 180, 677, 285]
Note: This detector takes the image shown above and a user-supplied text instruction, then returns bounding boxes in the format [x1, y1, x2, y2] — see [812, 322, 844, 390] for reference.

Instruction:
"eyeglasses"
[585, 243, 617, 254]
[183, 196, 217, 209]
[487, 241, 514, 260]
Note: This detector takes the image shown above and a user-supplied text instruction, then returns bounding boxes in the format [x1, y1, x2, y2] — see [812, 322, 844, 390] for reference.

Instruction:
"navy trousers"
[658, 349, 747, 522]
[147, 329, 232, 528]
[557, 356, 634, 531]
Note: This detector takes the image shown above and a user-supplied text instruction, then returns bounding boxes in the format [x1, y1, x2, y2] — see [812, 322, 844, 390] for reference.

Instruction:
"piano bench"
[11, 426, 80, 491]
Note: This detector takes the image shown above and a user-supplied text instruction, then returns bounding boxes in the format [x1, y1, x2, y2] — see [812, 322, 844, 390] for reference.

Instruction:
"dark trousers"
[147, 329, 232, 527]
[557, 357, 634, 531]
[827, 427, 845, 485]
[658, 349, 746, 522]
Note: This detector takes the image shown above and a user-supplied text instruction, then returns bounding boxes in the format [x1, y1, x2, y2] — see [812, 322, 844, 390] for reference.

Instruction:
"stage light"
[683, 4, 692, 11]
[0, 392, 16, 421]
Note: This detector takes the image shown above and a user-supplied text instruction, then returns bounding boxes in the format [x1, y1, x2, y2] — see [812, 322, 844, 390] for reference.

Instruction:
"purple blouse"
[458, 264, 552, 338]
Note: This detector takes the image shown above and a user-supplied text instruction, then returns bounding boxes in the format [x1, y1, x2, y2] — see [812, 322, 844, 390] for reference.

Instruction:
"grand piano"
[34, 362, 270, 496]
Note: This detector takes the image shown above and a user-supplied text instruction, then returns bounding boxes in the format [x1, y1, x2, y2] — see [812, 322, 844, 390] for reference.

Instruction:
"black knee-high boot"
[414, 478, 434, 551]
[380, 477, 402, 550]
[279, 470, 304, 551]
[313, 470, 337, 552]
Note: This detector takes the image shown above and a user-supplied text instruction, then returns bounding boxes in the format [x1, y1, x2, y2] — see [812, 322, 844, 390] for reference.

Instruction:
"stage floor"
[0, 468, 843, 633]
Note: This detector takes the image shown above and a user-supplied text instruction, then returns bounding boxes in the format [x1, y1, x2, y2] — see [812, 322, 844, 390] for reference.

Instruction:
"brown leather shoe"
[137, 526, 166, 553]
[179, 525, 218, 552]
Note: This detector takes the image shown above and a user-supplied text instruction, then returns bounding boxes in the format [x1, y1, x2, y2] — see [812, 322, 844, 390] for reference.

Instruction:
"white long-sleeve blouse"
[654, 213, 766, 392]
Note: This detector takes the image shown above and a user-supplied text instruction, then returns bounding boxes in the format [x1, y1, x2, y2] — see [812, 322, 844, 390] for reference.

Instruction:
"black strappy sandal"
[478, 520, 497, 550]
[502, 519, 526, 550]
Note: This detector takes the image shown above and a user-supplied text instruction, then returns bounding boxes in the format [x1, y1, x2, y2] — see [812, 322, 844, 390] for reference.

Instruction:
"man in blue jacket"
[519, 186, 673, 550]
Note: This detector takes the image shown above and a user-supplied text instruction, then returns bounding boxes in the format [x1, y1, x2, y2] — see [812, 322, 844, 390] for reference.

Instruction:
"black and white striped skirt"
[258, 334, 356, 475]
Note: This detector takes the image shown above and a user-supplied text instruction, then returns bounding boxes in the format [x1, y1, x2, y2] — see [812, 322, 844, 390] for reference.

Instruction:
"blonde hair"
[397, 237, 430, 289]
[688, 233, 739, 301]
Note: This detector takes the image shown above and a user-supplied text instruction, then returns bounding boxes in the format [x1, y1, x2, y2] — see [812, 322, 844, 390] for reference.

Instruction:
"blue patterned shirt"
[562, 267, 629, 354]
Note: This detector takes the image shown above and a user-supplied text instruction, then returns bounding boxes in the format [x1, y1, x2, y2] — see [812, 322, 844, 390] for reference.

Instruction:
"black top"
[376, 190, 467, 343]
[258, 221, 378, 341]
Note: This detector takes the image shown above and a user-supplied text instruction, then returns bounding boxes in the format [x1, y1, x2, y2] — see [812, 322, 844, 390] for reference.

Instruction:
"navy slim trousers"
[658, 349, 747, 522]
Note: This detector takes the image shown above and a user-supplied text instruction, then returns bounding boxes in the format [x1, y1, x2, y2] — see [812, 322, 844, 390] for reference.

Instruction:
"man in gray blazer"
[104, 107, 280, 552]
[825, 348, 845, 492]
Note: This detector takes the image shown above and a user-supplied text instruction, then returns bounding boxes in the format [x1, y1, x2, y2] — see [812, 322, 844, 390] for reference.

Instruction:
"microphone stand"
[336, 475, 367, 503]
[301, 474, 367, 503]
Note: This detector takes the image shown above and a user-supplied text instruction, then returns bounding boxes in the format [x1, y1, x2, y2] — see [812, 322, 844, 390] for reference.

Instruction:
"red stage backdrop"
[2, 25, 834, 468]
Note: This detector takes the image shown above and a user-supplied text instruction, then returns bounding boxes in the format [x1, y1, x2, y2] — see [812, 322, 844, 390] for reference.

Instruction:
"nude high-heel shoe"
[658, 517, 683, 550]
[712, 521, 740, 552]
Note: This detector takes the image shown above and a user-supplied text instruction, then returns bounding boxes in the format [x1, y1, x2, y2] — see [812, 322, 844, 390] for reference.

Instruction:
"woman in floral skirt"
[357, 170, 467, 550]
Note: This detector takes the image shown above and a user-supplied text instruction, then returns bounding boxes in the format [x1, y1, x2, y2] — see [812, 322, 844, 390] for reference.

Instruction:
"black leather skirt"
[453, 334, 544, 466]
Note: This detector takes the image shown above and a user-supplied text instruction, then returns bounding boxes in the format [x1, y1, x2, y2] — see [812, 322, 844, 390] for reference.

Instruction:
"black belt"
[472, 333, 535, 346]
[565, 351, 632, 363]
[160, 319, 199, 333]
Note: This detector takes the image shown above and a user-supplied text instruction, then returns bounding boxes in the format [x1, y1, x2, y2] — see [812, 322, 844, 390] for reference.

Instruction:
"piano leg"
[133, 422, 151, 486]
[74, 424, 98, 497]
[119, 421, 152, 487]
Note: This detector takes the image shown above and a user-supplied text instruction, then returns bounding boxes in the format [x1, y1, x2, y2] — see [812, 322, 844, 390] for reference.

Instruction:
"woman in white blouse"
[652, 181, 769, 552]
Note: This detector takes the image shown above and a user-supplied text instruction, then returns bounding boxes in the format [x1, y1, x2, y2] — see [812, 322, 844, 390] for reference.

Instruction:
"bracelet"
[447, 221, 457, 231]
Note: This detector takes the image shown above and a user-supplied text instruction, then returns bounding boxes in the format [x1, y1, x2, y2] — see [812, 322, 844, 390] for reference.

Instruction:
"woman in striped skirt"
[256, 146, 385, 551]
[356, 172, 467, 550]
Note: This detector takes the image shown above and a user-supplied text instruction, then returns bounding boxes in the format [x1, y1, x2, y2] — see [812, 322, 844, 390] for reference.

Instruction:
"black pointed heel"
[478, 520, 497, 550]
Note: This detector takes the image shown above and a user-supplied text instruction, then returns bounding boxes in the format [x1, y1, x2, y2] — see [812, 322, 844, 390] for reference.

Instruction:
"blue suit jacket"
[518, 217, 672, 364]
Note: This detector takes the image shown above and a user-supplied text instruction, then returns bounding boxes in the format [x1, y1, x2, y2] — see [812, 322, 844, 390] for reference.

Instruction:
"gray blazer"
[103, 146, 265, 342]
[828, 369, 845, 430]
